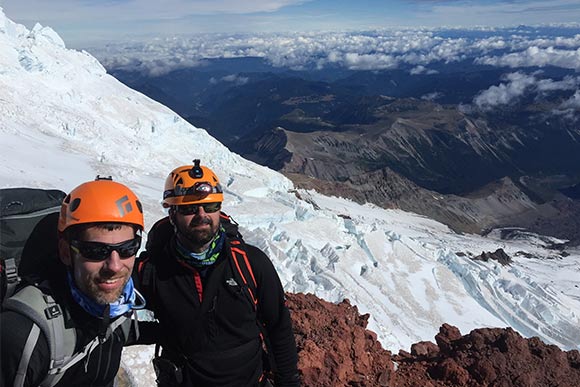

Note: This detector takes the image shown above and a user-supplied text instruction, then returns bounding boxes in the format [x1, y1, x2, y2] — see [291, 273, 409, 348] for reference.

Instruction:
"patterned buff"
[67, 271, 138, 318]
[176, 228, 225, 268]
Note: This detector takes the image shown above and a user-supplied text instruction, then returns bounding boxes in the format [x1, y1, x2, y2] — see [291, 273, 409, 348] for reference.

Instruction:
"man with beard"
[136, 160, 300, 387]
[1, 177, 146, 387]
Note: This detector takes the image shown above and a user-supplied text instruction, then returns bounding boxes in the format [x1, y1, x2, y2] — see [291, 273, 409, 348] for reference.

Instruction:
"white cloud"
[4, 0, 313, 23]
[342, 53, 398, 70]
[560, 90, 580, 109]
[476, 46, 580, 70]
[473, 72, 580, 110]
[421, 0, 580, 27]
[473, 72, 538, 109]
[89, 27, 580, 74]
[536, 76, 580, 92]
[410, 65, 438, 75]
[421, 92, 443, 101]
[553, 90, 580, 119]
[212, 74, 250, 85]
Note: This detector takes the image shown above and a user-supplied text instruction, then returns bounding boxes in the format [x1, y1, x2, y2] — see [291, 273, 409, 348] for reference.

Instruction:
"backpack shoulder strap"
[1, 258, 20, 300]
[220, 213, 258, 310]
[221, 213, 278, 375]
[137, 251, 155, 290]
[47, 314, 131, 380]
[3, 284, 135, 387]
[137, 216, 173, 297]
[230, 241, 258, 310]
[3, 284, 76, 387]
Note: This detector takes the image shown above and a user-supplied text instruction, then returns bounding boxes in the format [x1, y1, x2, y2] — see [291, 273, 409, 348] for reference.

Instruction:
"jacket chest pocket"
[216, 278, 258, 327]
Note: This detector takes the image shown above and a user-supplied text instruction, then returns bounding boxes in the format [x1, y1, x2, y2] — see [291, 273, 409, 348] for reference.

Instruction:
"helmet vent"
[70, 198, 81, 212]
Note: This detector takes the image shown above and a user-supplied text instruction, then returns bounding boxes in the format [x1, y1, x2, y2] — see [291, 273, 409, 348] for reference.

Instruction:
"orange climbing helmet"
[58, 176, 144, 232]
[162, 159, 223, 207]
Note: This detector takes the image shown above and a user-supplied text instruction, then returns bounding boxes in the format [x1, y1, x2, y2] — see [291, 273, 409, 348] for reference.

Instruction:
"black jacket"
[0, 274, 135, 387]
[136, 217, 300, 387]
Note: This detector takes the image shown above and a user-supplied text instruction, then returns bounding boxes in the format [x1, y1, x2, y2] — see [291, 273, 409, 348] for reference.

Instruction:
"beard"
[177, 214, 219, 248]
[80, 268, 130, 305]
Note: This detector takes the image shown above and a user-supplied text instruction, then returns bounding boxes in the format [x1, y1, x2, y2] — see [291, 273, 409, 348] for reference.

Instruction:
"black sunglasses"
[176, 202, 221, 215]
[70, 236, 141, 261]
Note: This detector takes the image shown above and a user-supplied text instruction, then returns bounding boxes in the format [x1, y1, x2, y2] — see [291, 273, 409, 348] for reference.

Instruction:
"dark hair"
[63, 222, 139, 241]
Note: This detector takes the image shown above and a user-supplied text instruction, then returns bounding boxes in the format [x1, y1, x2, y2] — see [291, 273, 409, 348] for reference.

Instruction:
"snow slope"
[1, 9, 579, 385]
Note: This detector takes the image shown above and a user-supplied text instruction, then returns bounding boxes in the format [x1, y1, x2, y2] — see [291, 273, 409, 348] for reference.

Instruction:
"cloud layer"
[88, 25, 580, 115]
[91, 26, 580, 76]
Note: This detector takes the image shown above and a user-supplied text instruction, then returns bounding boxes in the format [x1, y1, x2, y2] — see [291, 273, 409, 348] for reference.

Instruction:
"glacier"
[1, 8, 579, 386]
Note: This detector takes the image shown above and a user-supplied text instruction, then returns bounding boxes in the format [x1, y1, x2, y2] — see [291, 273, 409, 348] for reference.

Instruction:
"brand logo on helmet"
[116, 195, 133, 216]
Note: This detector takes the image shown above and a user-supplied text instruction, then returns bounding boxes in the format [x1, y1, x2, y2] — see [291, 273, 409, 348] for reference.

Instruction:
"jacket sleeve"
[0, 310, 50, 387]
[248, 245, 301, 387]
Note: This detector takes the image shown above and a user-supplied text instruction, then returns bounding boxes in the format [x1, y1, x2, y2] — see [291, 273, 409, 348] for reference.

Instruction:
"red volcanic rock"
[286, 293, 580, 387]
[286, 293, 394, 386]
[396, 325, 580, 387]
[410, 341, 439, 358]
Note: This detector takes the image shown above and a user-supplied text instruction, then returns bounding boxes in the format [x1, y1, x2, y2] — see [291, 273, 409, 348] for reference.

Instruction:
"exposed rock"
[286, 293, 395, 386]
[472, 248, 512, 265]
[286, 293, 580, 387]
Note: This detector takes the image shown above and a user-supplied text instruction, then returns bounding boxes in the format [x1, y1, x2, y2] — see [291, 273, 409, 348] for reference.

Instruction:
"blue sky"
[2, 0, 580, 47]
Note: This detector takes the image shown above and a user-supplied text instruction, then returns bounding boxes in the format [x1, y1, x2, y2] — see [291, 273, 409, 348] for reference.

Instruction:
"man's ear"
[168, 207, 176, 226]
[58, 237, 72, 266]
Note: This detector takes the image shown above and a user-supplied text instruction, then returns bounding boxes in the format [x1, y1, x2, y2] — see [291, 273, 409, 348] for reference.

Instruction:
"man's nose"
[104, 250, 123, 271]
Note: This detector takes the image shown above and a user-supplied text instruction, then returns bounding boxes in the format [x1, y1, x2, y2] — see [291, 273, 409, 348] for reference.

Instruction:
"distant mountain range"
[110, 58, 580, 243]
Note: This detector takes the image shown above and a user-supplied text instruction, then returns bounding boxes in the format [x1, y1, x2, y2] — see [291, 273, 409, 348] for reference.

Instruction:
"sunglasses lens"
[115, 239, 141, 257]
[176, 205, 197, 215]
[82, 244, 110, 260]
[203, 202, 221, 213]
[177, 202, 221, 215]
[72, 237, 141, 261]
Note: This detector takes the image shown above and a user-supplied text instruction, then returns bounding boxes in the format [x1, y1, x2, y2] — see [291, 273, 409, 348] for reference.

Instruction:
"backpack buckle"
[45, 304, 62, 319]
[3, 258, 20, 283]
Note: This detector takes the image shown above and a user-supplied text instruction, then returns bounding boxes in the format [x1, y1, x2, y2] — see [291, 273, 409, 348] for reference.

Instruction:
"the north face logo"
[226, 278, 238, 287]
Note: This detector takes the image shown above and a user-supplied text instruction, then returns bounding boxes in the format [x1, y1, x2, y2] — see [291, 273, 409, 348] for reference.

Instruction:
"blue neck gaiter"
[67, 271, 138, 318]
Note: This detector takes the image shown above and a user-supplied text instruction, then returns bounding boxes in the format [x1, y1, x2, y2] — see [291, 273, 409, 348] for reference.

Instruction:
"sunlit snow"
[1, 9, 579, 386]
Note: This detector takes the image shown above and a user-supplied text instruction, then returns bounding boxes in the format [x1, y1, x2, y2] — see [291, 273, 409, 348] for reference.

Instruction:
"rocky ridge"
[287, 166, 580, 243]
[286, 293, 580, 387]
[242, 98, 580, 244]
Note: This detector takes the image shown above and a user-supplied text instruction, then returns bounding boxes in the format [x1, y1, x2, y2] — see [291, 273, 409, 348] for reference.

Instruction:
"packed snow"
[1, 9, 579, 385]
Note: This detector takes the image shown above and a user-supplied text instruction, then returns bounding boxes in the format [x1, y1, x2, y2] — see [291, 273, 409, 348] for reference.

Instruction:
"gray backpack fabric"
[1, 188, 66, 300]
[3, 284, 133, 387]
[0, 187, 136, 387]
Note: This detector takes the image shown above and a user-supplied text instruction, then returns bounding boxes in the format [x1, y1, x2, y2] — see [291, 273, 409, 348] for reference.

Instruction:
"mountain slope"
[1, 11, 579, 385]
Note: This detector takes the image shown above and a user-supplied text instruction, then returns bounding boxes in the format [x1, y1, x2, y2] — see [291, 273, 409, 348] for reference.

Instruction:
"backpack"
[0, 187, 66, 299]
[0, 187, 135, 387]
[138, 212, 276, 375]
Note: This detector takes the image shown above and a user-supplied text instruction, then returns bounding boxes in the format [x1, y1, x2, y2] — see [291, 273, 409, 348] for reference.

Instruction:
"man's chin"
[89, 281, 127, 304]
[94, 291, 123, 305]
[185, 230, 214, 246]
